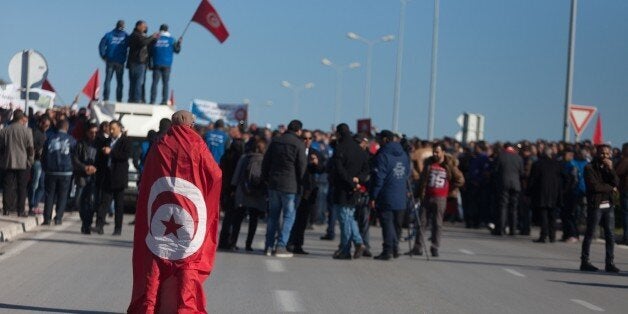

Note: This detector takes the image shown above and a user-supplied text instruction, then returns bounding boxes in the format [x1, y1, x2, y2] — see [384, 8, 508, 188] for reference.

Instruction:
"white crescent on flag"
[145, 177, 207, 260]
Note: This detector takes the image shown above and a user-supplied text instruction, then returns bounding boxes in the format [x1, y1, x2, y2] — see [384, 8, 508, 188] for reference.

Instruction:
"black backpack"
[243, 154, 264, 194]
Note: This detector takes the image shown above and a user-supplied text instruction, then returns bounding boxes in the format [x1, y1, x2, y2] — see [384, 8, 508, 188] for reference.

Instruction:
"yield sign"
[569, 104, 597, 136]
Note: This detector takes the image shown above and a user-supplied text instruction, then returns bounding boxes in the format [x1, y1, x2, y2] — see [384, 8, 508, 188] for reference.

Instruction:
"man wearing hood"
[329, 123, 370, 260]
[369, 130, 410, 260]
[410, 142, 464, 257]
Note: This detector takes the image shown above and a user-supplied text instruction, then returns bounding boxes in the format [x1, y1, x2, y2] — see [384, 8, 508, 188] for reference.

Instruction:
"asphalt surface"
[0, 213, 627, 313]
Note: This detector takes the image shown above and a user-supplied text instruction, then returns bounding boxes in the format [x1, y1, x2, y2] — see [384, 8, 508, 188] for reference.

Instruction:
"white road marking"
[571, 299, 605, 312]
[502, 268, 526, 278]
[265, 259, 286, 273]
[0, 222, 74, 263]
[459, 249, 475, 255]
[274, 290, 304, 312]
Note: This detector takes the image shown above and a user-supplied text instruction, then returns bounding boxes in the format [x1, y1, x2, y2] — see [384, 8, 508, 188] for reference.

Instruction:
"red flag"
[42, 79, 56, 93]
[82, 69, 100, 101]
[191, 0, 229, 43]
[592, 114, 603, 145]
[168, 89, 175, 106]
[128, 125, 222, 313]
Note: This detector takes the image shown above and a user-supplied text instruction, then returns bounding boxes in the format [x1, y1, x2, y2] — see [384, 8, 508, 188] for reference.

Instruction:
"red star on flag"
[161, 215, 184, 238]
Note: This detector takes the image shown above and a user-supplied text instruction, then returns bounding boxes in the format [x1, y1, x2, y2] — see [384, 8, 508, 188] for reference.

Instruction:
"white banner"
[189, 99, 248, 126]
[0, 84, 55, 112]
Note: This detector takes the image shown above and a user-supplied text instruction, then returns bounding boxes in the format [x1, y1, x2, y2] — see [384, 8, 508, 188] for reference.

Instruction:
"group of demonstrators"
[0, 106, 131, 235]
[99, 19, 182, 104]
[207, 119, 627, 272]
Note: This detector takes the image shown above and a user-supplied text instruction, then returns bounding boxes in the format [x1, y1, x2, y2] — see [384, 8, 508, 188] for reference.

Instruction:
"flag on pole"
[592, 114, 603, 145]
[191, 0, 229, 43]
[127, 125, 222, 313]
[168, 89, 175, 106]
[82, 69, 100, 101]
[42, 79, 56, 93]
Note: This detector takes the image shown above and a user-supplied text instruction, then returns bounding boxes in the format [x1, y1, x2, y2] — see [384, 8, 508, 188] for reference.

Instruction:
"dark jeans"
[104, 62, 124, 102]
[97, 189, 125, 231]
[150, 66, 171, 104]
[562, 194, 581, 239]
[79, 178, 97, 231]
[465, 184, 489, 228]
[128, 63, 146, 103]
[581, 206, 615, 264]
[379, 210, 404, 255]
[355, 199, 371, 249]
[499, 188, 520, 235]
[27, 160, 45, 210]
[538, 207, 557, 241]
[43, 175, 72, 223]
[219, 207, 241, 249]
[3, 169, 29, 215]
[289, 196, 315, 250]
[621, 191, 628, 241]
[415, 197, 446, 250]
[324, 186, 336, 238]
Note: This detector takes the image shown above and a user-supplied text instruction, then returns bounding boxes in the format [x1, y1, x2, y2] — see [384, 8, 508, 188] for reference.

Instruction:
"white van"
[90, 101, 176, 210]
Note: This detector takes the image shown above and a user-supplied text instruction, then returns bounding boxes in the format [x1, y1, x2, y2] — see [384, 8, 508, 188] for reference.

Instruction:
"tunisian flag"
[592, 114, 604, 145]
[42, 79, 56, 93]
[82, 69, 100, 101]
[128, 125, 222, 313]
[191, 0, 229, 43]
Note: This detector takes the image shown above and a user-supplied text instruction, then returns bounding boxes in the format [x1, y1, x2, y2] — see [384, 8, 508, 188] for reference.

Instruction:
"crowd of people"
[207, 118, 627, 272]
[0, 102, 626, 272]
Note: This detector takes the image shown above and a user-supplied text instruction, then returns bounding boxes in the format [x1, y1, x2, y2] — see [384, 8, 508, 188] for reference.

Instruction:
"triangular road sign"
[569, 104, 597, 136]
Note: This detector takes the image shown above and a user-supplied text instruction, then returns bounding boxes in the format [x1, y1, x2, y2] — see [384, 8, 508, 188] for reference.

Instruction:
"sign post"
[8, 49, 49, 116]
[568, 104, 596, 142]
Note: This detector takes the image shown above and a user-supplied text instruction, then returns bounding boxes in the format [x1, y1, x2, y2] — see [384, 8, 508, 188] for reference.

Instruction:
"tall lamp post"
[321, 58, 361, 127]
[281, 81, 314, 117]
[347, 32, 395, 118]
[563, 0, 577, 142]
[427, 0, 440, 140]
[392, 0, 412, 133]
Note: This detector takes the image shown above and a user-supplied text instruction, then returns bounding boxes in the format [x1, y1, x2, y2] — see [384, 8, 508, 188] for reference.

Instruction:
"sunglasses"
[302, 137, 312, 140]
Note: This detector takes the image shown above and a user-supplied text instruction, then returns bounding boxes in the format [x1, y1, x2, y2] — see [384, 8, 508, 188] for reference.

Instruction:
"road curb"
[0, 215, 42, 242]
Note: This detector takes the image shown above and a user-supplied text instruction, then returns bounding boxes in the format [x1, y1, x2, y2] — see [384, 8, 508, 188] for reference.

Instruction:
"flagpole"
[180, 20, 193, 39]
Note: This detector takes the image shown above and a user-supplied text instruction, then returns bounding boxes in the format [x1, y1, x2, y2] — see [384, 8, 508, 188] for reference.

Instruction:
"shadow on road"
[0, 303, 120, 314]
[18, 237, 133, 248]
[548, 280, 628, 289]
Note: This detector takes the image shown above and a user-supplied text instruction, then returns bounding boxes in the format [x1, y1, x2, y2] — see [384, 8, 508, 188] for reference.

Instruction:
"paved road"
[0, 213, 627, 313]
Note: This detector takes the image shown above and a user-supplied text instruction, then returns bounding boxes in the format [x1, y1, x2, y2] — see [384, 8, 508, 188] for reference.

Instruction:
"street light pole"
[348, 32, 395, 118]
[427, 0, 440, 140]
[281, 81, 314, 117]
[322, 58, 361, 127]
[563, 0, 577, 142]
[392, 0, 410, 133]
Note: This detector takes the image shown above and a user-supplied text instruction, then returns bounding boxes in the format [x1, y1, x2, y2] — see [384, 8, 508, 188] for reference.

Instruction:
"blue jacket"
[99, 28, 129, 64]
[570, 158, 588, 196]
[42, 131, 77, 176]
[370, 142, 411, 211]
[151, 32, 181, 67]
[204, 129, 229, 163]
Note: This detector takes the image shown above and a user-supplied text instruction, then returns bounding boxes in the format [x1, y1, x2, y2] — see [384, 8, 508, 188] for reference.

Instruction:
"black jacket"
[584, 158, 620, 210]
[127, 30, 155, 65]
[330, 133, 370, 206]
[99, 135, 131, 191]
[32, 127, 47, 161]
[262, 132, 307, 194]
[528, 156, 566, 208]
[494, 150, 524, 191]
[73, 139, 99, 185]
[301, 148, 325, 202]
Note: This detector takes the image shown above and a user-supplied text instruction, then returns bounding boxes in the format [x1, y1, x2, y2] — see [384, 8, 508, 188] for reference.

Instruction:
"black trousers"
[538, 207, 557, 241]
[97, 188, 125, 231]
[499, 188, 520, 235]
[561, 194, 580, 239]
[226, 207, 263, 249]
[581, 206, 615, 264]
[289, 197, 315, 249]
[3, 169, 29, 215]
[379, 210, 404, 255]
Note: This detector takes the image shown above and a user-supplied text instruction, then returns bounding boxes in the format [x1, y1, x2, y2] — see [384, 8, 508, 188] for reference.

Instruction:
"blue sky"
[1, 0, 626, 145]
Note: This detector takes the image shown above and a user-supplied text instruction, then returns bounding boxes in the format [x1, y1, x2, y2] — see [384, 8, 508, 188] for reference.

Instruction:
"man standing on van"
[99, 20, 128, 102]
[127, 20, 158, 103]
[150, 24, 182, 105]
